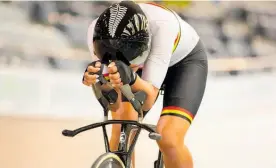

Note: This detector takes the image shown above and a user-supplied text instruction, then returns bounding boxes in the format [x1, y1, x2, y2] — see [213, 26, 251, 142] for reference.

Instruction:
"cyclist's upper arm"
[141, 19, 179, 89]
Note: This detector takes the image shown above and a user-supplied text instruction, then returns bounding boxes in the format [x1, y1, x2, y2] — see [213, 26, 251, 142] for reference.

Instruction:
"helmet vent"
[109, 4, 128, 37]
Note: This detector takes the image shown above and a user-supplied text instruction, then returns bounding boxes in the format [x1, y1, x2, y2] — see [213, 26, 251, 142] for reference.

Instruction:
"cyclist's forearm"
[131, 76, 159, 111]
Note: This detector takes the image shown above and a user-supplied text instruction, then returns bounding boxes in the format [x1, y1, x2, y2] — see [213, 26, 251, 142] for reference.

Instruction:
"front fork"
[117, 124, 141, 168]
[154, 151, 163, 168]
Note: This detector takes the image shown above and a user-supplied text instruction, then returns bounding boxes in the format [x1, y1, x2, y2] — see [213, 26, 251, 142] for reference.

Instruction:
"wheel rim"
[92, 153, 125, 168]
[98, 158, 124, 168]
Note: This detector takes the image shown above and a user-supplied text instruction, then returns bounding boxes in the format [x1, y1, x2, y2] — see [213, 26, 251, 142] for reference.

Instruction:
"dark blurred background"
[1, 1, 276, 74]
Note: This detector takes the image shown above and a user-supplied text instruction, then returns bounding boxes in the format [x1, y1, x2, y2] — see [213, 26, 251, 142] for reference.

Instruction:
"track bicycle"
[62, 66, 164, 168]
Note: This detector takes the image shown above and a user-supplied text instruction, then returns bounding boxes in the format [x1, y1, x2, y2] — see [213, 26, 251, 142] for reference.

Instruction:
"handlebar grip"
[149, 132, 162, 141]
[62, 129, 75, 137]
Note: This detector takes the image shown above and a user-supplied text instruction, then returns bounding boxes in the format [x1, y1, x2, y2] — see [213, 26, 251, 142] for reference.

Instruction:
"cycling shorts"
[159, 40, 208, 124]
[122, 40, 208, 124]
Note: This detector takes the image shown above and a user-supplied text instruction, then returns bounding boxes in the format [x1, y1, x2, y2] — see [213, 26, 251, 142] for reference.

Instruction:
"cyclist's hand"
[108, 61, 137, 88]
[108, 62, 122, 88]
[82, 61, 101, 86]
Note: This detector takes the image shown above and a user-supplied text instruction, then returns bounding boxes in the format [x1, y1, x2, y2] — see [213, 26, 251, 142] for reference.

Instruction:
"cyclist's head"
[93, 0, 151, 66]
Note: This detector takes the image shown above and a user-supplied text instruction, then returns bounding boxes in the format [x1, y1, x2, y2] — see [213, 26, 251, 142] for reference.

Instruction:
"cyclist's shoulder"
[138, 3, 194, 30]
[138, 3, 177, 23]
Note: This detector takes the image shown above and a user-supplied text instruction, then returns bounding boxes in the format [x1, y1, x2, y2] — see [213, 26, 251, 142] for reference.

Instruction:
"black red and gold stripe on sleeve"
[145, 2, 181, 53]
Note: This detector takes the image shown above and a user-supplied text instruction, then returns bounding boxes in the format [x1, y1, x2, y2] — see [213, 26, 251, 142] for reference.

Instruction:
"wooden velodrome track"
[0, 115, 161, 168]
[1, 72, 276, 168]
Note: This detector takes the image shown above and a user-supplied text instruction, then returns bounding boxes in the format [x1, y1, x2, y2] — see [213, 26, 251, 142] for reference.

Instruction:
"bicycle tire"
[91, 153, 125, 168]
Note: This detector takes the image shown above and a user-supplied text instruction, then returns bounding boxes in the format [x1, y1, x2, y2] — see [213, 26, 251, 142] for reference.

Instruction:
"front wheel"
[91, 153, 125, 168]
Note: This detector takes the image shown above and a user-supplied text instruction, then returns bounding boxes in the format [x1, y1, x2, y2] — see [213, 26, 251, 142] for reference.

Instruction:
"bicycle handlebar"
[62, 120, 161, 141]
[62, 64, 161, 142]
[92, 64, 146, 120]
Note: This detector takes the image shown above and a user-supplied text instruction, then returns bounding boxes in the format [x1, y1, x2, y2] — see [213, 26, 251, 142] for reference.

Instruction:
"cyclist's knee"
[156, 116, 190, 151]
[157, 127, 183, 151]
[111, 102, 138, 120]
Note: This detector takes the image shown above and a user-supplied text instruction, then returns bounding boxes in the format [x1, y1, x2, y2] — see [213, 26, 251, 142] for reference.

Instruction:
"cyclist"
[83, 1, 208, 168]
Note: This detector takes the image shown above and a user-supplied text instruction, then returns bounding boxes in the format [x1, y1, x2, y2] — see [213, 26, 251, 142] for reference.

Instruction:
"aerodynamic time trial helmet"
[93, 0, 151, 65]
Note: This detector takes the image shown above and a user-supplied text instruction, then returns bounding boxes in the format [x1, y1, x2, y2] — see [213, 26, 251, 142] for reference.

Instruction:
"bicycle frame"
[106, 121, 142, 167]
[62, 119, 160, 167]
[62, 70, 163, 167]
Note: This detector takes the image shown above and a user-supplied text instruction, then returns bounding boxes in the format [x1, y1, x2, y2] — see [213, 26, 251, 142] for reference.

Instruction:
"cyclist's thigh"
[161, 40, 208, 125]
[111, 102, 138, 120]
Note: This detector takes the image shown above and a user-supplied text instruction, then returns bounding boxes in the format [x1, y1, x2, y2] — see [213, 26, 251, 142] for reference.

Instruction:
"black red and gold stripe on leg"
[161, 106, 194, 124]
